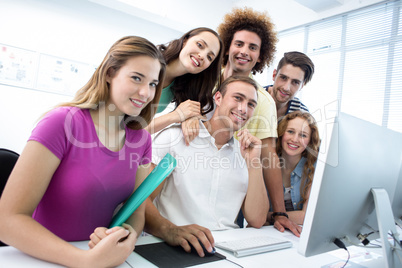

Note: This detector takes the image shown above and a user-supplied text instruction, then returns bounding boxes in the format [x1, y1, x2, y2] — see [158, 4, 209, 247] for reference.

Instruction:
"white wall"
[0, 0, 182, 153]
[0, 0, 386, 153]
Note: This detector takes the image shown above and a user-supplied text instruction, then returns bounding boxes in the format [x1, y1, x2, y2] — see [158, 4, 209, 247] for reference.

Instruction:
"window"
[276, 0, 402, 133]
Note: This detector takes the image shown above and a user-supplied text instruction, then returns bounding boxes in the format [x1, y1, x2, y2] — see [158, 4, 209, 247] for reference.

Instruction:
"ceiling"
[89, 0, 385, 32]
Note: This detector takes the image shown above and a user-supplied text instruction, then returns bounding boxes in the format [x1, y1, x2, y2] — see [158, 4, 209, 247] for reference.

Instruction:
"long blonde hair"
[276, 111, 321, 207]
[58, 36, 166, 130]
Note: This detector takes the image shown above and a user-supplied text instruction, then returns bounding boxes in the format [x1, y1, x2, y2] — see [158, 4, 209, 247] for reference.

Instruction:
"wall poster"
[0, 44, 37, 88]
[36, 54, 96, 96]
[0, 43, 96, 96]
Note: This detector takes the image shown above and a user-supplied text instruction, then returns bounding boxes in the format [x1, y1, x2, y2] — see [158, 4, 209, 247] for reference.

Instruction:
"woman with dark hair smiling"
[147, 27, 223, 135]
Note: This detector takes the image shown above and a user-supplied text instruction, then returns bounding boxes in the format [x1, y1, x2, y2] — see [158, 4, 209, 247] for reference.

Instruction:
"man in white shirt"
[144, 76, 269, 257]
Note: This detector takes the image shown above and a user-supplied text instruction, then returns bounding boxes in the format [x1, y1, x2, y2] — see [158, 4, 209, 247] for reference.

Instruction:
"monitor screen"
[298, 112, 402, 258]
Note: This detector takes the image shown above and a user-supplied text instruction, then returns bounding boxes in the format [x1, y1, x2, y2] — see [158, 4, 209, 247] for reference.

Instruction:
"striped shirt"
[287, 97, 309, 114]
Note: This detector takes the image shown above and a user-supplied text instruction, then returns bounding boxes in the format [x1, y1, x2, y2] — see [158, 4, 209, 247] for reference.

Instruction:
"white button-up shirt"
[152, 121, 249, 230]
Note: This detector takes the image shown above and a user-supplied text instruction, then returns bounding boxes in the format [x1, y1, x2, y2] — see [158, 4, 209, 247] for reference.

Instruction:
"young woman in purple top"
[0, 36, 166, 267]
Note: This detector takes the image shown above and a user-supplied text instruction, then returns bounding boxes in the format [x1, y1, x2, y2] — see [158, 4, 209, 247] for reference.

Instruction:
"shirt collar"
[198, 120, 235, 147]
[294, 157, 307, 177]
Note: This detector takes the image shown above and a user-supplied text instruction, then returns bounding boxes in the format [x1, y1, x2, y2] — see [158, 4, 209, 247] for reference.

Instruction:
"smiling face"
[281, 117, 312, 158]
[271, 64, 305, 107]
[178, 31, 221, 74]
[214, 80, 258, 131]
[106, 55, 161, 117]
[226, 30, 261, 76]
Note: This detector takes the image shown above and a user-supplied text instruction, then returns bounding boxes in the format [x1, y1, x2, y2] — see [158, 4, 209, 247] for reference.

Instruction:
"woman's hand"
[174, 100, 201, 122]
[88, 223, 136, 249]
[146, 100, 202, 134]
[181, 117, 202, 146]
[85, 224, 137, 267]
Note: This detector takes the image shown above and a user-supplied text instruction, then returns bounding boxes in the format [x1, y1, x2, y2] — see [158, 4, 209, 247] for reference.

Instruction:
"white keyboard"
[215, 236, 292, 257]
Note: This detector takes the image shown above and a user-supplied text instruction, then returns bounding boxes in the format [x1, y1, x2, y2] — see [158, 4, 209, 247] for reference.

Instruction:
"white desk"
[0, 226, 386, 268]
[0, 241, 131, 268]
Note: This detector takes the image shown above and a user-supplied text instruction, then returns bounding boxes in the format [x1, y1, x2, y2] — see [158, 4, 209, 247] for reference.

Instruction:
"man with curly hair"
[217, 7, 302, 237]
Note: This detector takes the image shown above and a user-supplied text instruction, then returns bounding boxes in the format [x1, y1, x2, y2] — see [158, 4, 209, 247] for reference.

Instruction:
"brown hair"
[217, 75, 258, 96]
[217, 7, 278, 74]
[276, 111, 321, 207]
[159, 27, 223, 115]
[58, 36, 166, 130]
[276, 51, 315, 85]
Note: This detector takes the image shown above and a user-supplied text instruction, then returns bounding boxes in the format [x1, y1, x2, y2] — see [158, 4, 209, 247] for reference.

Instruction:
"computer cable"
[357, 233, 371, 246]
[367, 239, 383, 248]
[344, 235, 381, 249]
[388, 231, 401, 247]
[333, 238, 350, 268]
[388, 231, 402, 251]
[354, 228, 380, 246]
[224, 258, 244, 268]
[381, 231, 402, 264]
[124, 260, 134, 268]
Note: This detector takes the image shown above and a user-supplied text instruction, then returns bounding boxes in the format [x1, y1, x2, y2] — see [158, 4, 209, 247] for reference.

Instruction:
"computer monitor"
[298, 112, 402, 267]
[392, 165, 402, 228]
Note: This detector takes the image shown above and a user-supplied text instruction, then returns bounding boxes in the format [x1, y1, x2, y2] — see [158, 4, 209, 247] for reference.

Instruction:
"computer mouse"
[190, 239, 216, 257]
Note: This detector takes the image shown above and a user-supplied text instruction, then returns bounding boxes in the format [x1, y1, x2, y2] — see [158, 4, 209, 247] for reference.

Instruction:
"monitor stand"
[371, 188, 402, 268]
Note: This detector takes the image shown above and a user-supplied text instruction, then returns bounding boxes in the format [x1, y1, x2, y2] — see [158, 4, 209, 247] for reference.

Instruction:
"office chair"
[0, 148, 19, 247]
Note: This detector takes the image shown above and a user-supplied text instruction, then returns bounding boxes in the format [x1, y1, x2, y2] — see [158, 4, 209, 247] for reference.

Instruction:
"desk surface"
[0, 226, 386, 268]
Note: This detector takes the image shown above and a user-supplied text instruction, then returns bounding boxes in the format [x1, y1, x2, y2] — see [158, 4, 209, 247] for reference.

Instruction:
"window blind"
[277, 0, 402, 133]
